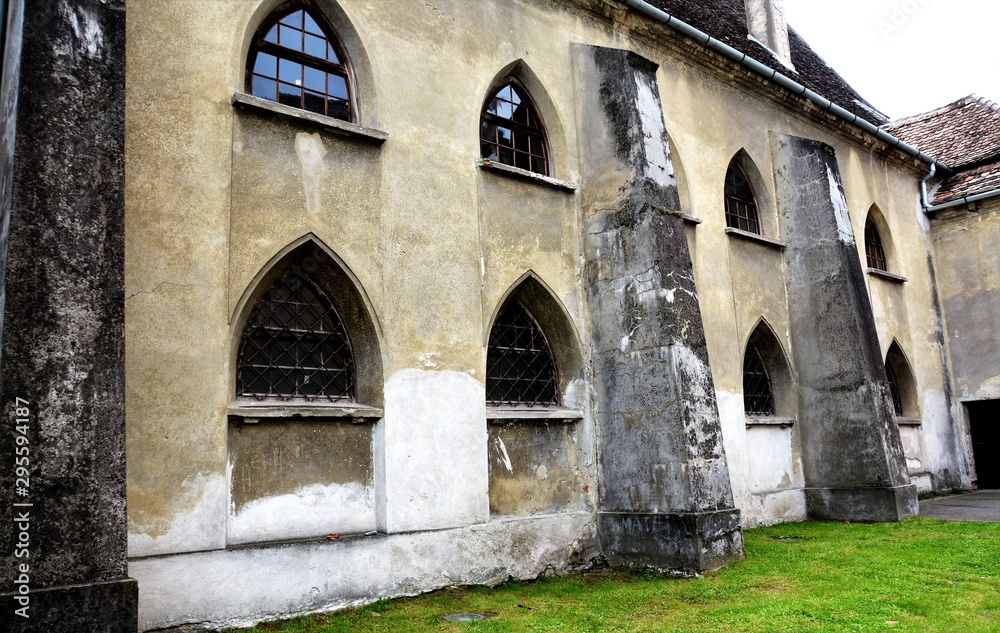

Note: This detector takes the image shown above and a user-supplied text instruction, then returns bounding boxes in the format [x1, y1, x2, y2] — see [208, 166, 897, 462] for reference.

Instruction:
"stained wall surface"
[124, 0, 972, 628]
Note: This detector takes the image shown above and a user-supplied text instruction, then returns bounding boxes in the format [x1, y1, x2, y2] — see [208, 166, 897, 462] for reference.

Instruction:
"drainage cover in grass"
[443, 612, 486, 621]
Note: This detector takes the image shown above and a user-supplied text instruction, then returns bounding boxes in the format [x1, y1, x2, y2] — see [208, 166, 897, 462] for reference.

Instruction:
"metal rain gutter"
[925, 187, 1000, 212]
[617, 0, 949, 172]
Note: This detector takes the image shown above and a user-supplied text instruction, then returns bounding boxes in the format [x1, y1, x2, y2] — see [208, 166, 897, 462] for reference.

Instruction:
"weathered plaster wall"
[131, 513, 596, 631]
[124, 0, 973, 627]
[931, 200, 1000, 403]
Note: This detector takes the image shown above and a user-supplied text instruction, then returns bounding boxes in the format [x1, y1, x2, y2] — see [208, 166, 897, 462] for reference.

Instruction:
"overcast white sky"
[783, 0, 1000, 121]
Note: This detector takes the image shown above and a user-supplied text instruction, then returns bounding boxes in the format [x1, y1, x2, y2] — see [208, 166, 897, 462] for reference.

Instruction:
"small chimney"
[745, 0, 794, 70]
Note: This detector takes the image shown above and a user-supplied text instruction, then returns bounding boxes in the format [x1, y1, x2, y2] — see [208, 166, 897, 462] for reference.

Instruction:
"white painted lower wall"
[130, 512, 596, 631]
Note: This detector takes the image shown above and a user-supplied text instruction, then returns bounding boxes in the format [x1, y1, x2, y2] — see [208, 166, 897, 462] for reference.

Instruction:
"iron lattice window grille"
[724, 162, 762, 234]
[743, 340, 775, 416]
[247, 7, 354, 121]
[865, 217, 888, 271]
[480, 82, 549, 175]
[237, 270, 355, 402]
[486, 302, 560, 407]
[885, 364, 904, 416]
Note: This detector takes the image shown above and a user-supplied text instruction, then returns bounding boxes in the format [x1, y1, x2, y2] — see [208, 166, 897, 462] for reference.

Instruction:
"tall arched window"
[247, 5, 354, 121]
[743, 339, 775, 416]
[487, 301, 559, 407]
[237, 268, 355, 402]
[864, 215, 888, 271]
[724, 160, 761, 234]
[480, 82, 549, 175]
[884, 341, 918, 418]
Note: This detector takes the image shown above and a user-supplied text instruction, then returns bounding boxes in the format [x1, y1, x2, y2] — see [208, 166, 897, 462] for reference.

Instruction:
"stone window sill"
[868, 268, 907, 283]
[487, 408, 583, 423]
[231, 93, 388, 144]
[228, 401, 383, 423]
[745, 415, 795, 428]
[476, 159, 577, 192]
[895, 417, 922, 426]
[725, 227, 786, 249]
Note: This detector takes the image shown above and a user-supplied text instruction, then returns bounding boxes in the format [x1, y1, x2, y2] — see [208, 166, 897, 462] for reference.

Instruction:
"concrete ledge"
[895, 417, 923, 427]
[130, 513, 596, 631]
[681, 214, 703, 225]
[724, 227, 786, 249]
[228, 402, 383, 420]
[231, 93, 388, 144]
[1, 578, 138, 633]
[598, 509, 744, 572]
[805, 484, 918, 522]
[487, 409, 583, 422]
[745, 415, 795, 427]
[867, 268, 907, 283]
[476, 159, 577, 191]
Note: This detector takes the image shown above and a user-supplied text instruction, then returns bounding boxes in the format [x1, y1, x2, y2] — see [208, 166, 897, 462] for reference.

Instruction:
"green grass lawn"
[224, 518, 999, 633]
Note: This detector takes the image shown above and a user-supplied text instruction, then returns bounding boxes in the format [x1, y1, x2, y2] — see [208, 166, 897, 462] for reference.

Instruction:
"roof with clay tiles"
[638, 0, 887, 126]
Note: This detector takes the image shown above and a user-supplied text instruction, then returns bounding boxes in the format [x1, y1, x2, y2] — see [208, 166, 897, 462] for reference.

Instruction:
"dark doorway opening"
[967, 400, 1000, 489]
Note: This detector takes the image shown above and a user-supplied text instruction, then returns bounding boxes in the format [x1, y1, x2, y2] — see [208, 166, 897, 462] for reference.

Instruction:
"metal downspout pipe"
[616, 0, 950, 174]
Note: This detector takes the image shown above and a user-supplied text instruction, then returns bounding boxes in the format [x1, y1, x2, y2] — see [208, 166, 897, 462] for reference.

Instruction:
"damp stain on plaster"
[295, 132, 327, 215]
[128, 472, 227, 557]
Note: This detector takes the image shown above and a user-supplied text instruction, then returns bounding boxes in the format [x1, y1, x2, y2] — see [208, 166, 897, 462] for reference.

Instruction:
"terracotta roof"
[931, 161, 1000, 205]
[886, 95, 1000, 169]
[887, 95, 1000, 203]
[640, 0, 887, 126]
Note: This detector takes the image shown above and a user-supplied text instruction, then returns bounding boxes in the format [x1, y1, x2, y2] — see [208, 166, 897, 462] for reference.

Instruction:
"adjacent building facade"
[1, 0, 994, 631]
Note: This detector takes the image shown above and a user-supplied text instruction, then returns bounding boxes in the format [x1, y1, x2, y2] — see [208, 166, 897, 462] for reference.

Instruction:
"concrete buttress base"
[806, 484, 919, 522]
[599, 509, 744, 572]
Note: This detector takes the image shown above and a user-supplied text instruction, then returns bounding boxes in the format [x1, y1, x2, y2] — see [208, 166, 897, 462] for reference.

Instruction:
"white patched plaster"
[128, 472, 227, 558]
[295, 132, 326, 215]
[495, 436, 514, 473]
[919, 389, 962, 481]
[132, 513, 596, 632]
[634, 73, 676, 189]
[563, 379, 586, 411]
[745, 489, 807, 527]
[745, 425, 796, 493]
[228, 482, 376, 545]
[381, 369, 489, 532]
[977, 374, 1000, 400]
[826, 164, 855, 245]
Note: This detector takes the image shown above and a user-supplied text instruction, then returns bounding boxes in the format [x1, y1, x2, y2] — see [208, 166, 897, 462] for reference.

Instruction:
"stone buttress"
[574, 45, 744, 572]
[771, 134, 917, 521]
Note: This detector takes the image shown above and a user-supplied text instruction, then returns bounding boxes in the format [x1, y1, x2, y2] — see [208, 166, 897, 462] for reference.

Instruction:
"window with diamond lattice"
[865, 217, 888, 271]
[247, 6, 353, 121]
[481, 82, 549, 175]
[743, 340, 775, 416]
[724, 162, 762, 234]
[885, 364, 904, 416]
[237, 271, 354, 402]
[486, 302, 560, 407]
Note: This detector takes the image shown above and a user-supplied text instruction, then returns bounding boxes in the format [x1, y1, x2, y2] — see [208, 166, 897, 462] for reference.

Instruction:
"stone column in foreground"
[0, 1, 136, 630]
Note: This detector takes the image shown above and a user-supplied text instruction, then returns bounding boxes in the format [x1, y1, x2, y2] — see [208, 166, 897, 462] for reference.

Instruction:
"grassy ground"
[223, 518, 999, 633]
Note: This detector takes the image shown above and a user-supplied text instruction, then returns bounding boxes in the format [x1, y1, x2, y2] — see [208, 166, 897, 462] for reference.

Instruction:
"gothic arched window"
[884, 342, 918, 418]
[247, 6, 354, 121]
[480, 82, 549, 175]
[743, 339, 775, 416]
[237, 269, 355, 402]
[724, 161, 761, 234]
[865, 215, 888, 271]
[487, 301, 559, 407]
